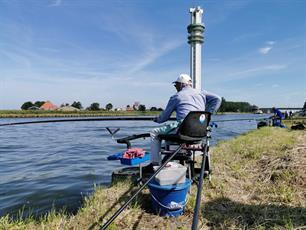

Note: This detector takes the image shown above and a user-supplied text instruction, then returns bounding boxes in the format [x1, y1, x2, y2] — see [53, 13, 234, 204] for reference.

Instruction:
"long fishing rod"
[0, 116, 170, 127]
[0, 116, 271, 127]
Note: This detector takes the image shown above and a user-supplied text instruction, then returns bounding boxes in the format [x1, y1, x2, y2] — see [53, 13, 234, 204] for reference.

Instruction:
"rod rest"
[117, 133, 150, 149]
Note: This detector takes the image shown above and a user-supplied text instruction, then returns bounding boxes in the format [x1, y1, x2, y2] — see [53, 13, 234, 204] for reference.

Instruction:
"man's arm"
[203, 90, 222, 113]
[155, 95, 177, 123]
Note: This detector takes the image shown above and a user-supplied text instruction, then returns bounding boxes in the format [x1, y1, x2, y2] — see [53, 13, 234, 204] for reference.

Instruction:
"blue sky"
[0, 0, 305, 109]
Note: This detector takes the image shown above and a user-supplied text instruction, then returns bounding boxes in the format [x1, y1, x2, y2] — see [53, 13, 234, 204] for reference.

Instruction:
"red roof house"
[40, 101, 58, 110]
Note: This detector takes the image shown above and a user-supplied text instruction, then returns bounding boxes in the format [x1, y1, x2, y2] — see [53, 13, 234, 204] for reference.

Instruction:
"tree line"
[218, 98, 258, 113]
[22, 98, 304, 113]
[20, 101, 164, 112]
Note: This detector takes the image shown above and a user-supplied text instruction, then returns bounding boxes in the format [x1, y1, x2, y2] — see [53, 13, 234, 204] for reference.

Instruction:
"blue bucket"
[148, 179, 191, 217]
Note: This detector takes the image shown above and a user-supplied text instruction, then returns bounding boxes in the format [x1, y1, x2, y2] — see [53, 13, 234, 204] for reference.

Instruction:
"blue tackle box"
[119, 152, 150, 165]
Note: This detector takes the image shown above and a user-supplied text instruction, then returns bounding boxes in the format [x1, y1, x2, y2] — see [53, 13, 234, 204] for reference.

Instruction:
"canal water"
[0, 114, 267, 218]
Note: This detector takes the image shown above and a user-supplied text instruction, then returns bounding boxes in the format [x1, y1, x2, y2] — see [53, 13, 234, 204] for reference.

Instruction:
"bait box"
[120, 152, 150, 165]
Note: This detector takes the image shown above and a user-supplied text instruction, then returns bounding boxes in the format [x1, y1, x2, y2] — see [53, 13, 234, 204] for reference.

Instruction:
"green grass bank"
[0, 110, 160, 118]
[0, 127, 305, 229]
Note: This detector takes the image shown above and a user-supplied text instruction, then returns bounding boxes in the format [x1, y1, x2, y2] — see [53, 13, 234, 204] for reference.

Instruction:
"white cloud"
[124, 40, 184, 76]
[272, 84, 280, 88]
[258, 41, 276, 54]
[259, 46, 272, 54]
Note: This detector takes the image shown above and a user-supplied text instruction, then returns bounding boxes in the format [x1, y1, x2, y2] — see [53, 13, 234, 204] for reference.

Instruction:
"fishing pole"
[0, 116, 168, 127]
[0, 116, 270, 127]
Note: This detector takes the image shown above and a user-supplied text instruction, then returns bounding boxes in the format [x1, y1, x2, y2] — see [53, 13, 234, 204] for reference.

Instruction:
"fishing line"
[0, 116, 271, 127]
[0, 116, 160, 127]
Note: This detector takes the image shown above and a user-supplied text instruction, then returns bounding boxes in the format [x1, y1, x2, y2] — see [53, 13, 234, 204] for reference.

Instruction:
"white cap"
[173, 74, 192, 84]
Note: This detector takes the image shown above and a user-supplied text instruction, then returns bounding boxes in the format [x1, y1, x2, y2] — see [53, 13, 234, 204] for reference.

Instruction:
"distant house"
[40, 101, 58, 110]
[57, 106, 80, 112]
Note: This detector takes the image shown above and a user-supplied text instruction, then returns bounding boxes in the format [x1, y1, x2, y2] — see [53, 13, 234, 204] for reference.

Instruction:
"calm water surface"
[0, 114, 267, 218]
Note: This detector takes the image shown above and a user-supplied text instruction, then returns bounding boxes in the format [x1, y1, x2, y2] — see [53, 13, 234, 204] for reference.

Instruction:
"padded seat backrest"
[177, 111, 211, 137]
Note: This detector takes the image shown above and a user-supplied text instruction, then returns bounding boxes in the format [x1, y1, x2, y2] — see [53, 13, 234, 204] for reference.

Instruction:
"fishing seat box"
[153, 162, 187, 186]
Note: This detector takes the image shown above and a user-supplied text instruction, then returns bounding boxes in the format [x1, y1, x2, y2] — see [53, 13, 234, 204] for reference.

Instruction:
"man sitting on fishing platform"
[143, 74, 221, 173]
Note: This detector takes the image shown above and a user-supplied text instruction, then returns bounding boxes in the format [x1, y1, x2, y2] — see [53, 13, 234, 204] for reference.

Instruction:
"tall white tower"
[188, 7, 204, 90]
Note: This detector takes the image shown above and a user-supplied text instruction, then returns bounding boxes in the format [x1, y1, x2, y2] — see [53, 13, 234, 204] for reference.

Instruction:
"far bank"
[0, 110, 161, 118]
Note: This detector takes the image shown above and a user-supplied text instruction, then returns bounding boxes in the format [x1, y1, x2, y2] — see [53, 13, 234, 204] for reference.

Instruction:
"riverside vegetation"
[0, 127, 305, 229]
[0, 110, 160, 118]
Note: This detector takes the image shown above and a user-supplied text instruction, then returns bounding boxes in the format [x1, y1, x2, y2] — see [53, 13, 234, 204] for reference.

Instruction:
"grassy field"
[0, 110, 160, 118]
[0, 127, 305, 229]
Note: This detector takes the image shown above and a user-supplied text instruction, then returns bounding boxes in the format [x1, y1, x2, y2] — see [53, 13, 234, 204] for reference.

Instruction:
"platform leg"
[139, 163, 142, 180]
